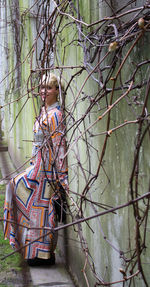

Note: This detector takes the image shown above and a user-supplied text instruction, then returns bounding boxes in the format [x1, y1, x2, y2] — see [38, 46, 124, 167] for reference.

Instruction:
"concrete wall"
[0, 0, 150, 286]
[0, 0, 38, 169]
[56, 1, 150, 286]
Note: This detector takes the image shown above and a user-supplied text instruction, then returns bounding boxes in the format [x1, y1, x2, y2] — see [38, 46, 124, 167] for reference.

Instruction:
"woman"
[4, 73, 68, 266]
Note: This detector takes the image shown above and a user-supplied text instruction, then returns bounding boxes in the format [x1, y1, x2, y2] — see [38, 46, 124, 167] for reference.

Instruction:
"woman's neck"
[45, 102, 59, 110]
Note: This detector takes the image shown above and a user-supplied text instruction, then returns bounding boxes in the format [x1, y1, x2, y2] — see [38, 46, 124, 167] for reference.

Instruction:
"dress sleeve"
[30, 124, 36, 165]
[49, 110, 68, 191]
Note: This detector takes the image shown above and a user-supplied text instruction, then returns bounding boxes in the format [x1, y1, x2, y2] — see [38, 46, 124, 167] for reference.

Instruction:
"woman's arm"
[47, 109, 69, 191]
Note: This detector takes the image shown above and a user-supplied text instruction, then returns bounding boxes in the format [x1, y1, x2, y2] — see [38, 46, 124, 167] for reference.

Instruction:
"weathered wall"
[56, 1, 150, 286]
[0, 0, 38, 169]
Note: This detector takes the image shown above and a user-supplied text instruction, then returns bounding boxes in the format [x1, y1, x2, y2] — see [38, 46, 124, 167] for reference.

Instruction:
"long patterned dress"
[4, 102, 68, 259]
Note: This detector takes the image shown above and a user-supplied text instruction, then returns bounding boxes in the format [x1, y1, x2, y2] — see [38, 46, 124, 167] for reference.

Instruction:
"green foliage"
[0, 186, 21, 273]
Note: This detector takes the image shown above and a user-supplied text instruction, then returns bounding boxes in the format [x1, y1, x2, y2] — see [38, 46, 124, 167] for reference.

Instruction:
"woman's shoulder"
[43, 107, 63, 127]
[48, 106, 63, 118]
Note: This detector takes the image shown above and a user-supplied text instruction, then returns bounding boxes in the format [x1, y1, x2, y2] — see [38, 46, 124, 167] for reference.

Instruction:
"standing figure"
[4, 73, 68, 266]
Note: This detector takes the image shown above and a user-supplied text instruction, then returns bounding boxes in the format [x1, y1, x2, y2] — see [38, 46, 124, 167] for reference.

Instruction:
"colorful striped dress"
[4, 102, 68, 259]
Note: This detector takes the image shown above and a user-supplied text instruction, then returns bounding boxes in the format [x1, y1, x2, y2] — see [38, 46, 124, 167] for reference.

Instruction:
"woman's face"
[39, 84, 59, 107]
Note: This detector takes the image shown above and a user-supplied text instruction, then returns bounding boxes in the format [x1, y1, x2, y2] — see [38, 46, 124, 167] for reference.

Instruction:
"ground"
[0, 180, 32, 287]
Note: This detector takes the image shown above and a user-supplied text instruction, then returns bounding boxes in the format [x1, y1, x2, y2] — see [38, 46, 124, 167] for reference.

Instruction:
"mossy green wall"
[56, 1, 150, 286]
[1, 0, 38, 168]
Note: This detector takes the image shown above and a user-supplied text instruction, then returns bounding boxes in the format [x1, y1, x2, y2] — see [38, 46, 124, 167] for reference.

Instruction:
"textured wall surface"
[0, 0, 38, 168]
[57, 1, 150, 286]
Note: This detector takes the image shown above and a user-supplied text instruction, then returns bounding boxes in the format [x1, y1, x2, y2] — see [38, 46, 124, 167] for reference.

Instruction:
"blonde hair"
[40, 73, 64, 91]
